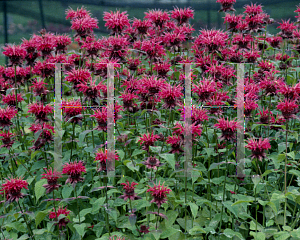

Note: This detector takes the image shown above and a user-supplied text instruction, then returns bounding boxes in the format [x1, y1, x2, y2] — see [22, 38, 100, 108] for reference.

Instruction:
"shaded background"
[0, 0, 299, 64]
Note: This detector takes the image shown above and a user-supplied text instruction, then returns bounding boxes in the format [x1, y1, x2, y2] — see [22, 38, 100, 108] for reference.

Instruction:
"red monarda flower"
[195, 29, 228, 52]
[91, 107, 107, 131]
[41, 168, 62, 194]
[49, 206, 71, 229]
[139, 38, 166, 60]
[192, 79, 216, 102]
[0, 177, 28, 203]
[28, 102, 53, 122]
[159, 84, 183, 109]
[138, 132, 160, 152]
[31, 79, 49, 100]
[62, 99, 83, 124]
[144, 9, 170, 28]
[103, 35, 130, 60]
[65, 6, 90, 20]
[141, 156, 164, 170]
[62, 161, 86, 185]
[245, 138, 271, 161]
[139, 225, 150, 234]
[2, 93, 24, 108]
[277, 99, 298, 120]
[224, 13, 243, 30]
[166, 135, 183, 154]
[216, 0, 236, 12]
[244, 99, 258, 117]
[147, 181, 172, 208]
[244, 3, 263, 16]
[55, 34, 72, 53]
[2, 44, 26, 66]
[71, 16, 99, 38]
[103, 10, 130, 34]
[94, 149, 119, 172]
[119, 92, 138, 113]
[0, 106, 17, 129]
[277, 19, 297, 39]
[214, 117, 242, 141]
[0, 131, 15, 149]
[119, 180, 141, 201]
[29, 123, 54, 150]
[65, 68, 91, 88]
[171, 7, 194, 25]
[132, 19, 152, 35]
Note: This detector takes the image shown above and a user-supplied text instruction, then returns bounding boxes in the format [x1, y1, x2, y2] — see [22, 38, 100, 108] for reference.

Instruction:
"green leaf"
[161, 227, 180, 238]
[62, 185, 73, 199]
[35, 211, 48, 228]
[223, 228, 245, 240]
[74, 223, 86, 237]
[205, 148, 215, 157]
[250, 232, 266, 240]
[6, 222, 27, 232]
[287, 151, 295, 160]
[31, 150, 41, 160]
[131, 149, 145, 157]
[188, 202, 198, 219]
[79, 130, 92, 146]
[35, 179, 47, 203]
[92, 197, 106, 213]
[159, 153, 175, 170]
[189, 226, 206, 235]
[232, 200, 254, 206]
[151, 230, 161, 240]
[132, 199, 151, 211]
[273, 231, 290, 240]
[116, 150, 124, 160]
[80, 208, 92, 218]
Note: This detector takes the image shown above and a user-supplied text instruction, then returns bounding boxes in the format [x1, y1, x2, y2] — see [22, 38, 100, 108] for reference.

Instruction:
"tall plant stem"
[74, 184, 81, 224]
[156, 207, 160, 230]
[284, 120, 288, 226]
[70, 122, 75, 161]
[218, 146, 229, 239]
[17, 201, 35, 240]
[104, 177, 111, 236]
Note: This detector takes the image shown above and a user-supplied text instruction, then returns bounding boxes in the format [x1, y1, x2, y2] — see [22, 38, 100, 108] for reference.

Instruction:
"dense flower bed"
[1, 1, 300, 239]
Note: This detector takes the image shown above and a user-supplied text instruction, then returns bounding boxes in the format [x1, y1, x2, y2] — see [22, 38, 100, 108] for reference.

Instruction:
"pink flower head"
[141, 156, 164, 170]
[0, 106, 17, 129]
[244, 99, 258, 117]
[28, 102, 53, 122]
[41, 168, 62, 194]
[144, 9, 170, 28]
[139, 225, 150, 234]
[132, 19, 152, 35]
[31, 78, 49, 98]
[66, 6, 90, 20]
[94, 149, 119, 172]
[140, 38, 166, 60]
[103, 10, 130, 34]
[266, 36, 282, 48]
[147, 181, 171, 208]
[71, 16, 99, 38]
[171, 7, 194, 25]
[49, 206, 70, 229]
[77, 77, 102, 103]
[91, 107, 107, 131]
[29, 123, 54, 150]
[277, 99, 298, 120]
[2, 93, 24, 108]
[224, 13, 244, 30]
[166, 135, 183, 154]
[62, 99, 83, 124]
[153, 61, 171, 78]
[2, 44, 26, 66]
[33, 32, 57, 57]
[195, 29, 228, 53]
[65, 68, 92, 87]
[192, 78, 216, 102]
[119, 180, 141, 201]
[62, 161, 86, 185]
[138, 132, 160, 152]
[216, 0, 236, 12]
[244, 3, 263, 16]
[245, 138, 271, 161]
[214, 117, 242, 141]
[277, 19, 297, 39]
[159, 84, 183, 109]
[55, 34, 72, 53]
[0, 177, 28, 203]
[103, 35, 130, 60]
[119, 92, 139, 113]
[0, 131, 15, 149]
